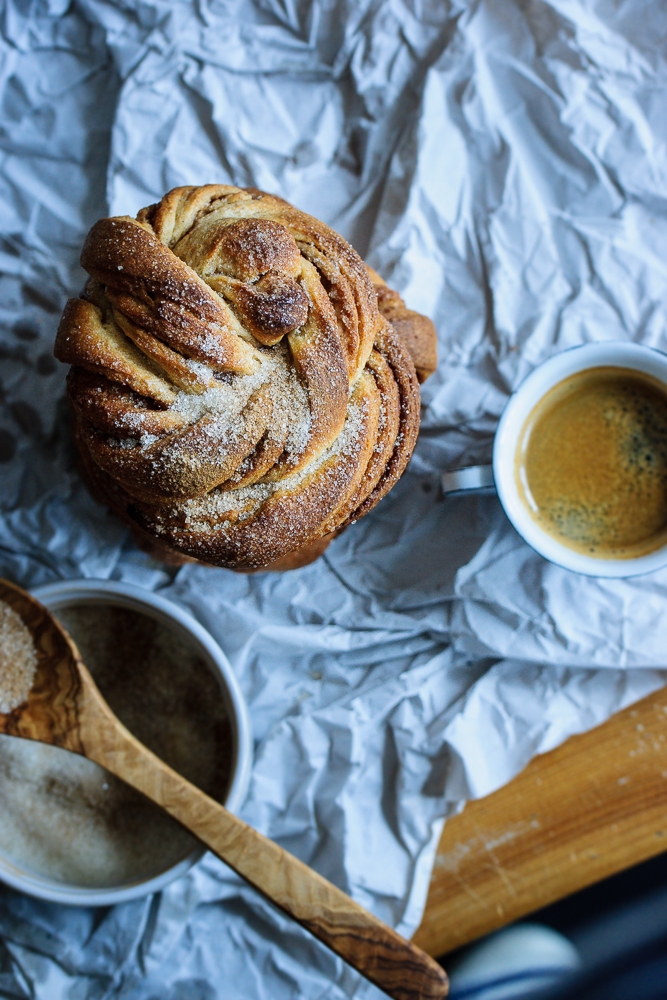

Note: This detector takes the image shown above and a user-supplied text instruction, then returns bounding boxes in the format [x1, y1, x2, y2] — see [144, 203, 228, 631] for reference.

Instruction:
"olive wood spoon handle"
[0, 579, 448, 1000]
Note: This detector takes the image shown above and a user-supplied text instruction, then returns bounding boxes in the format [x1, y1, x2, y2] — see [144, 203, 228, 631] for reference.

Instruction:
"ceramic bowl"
[0, 579, 252, 906]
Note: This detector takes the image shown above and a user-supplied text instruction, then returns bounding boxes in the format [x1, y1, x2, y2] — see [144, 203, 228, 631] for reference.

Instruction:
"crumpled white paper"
[1, 0, 667, 996]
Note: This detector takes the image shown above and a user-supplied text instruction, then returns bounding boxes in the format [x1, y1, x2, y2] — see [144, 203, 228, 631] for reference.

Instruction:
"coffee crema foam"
[516, 366, 667, 559]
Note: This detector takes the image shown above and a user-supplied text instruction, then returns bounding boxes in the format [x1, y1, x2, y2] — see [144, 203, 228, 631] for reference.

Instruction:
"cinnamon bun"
[55, 185, 435, 570]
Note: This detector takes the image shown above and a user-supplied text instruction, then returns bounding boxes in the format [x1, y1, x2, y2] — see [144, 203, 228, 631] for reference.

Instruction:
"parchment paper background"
[1, 1, 667, 997]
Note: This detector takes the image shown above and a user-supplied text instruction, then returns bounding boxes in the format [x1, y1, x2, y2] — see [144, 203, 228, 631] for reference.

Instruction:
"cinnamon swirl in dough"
[55, 185, 435, 570]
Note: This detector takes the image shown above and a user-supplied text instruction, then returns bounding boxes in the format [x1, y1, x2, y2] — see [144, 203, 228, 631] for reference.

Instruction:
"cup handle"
[441, 464, 496, 496]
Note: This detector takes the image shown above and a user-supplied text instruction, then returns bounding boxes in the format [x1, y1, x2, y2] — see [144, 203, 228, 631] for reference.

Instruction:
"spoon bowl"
[0, 578, 448, 1000]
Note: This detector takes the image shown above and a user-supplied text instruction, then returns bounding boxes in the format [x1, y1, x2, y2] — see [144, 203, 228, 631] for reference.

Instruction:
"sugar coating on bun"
[55, 185, 424, 571]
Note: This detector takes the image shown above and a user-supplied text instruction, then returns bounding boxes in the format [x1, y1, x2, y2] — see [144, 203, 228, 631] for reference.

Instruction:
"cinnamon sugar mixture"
[181, 342, 312, 459]
[128, 341, 312, 461]
[0, 603, 231, 887]
[172, 399, 366, 534]
[0, 599, 37, 714]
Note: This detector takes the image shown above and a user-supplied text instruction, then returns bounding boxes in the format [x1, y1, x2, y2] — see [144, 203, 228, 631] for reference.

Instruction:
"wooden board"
[414, 683, 667, 957]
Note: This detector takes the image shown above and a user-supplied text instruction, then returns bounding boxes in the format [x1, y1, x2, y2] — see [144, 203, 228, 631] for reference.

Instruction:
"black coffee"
[516, 366, 667, 558]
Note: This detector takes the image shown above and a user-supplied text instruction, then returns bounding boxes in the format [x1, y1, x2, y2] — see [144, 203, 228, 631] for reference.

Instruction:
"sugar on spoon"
[0, 578, 448, 1000]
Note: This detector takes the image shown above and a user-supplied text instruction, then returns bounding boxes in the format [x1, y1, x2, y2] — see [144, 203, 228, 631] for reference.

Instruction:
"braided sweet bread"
[55, 185, 432, 571]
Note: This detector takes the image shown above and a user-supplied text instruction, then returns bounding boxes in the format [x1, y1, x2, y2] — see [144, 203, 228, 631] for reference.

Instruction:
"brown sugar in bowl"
[0, 579, 252, 906]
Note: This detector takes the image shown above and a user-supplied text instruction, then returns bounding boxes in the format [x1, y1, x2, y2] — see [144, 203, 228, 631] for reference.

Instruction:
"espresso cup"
[442, 343, 667, 578]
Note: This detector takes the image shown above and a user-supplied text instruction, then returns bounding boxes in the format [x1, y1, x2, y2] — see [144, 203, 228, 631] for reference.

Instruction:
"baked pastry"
[366, 267, 437, 384]
[55, 185, 436, 571]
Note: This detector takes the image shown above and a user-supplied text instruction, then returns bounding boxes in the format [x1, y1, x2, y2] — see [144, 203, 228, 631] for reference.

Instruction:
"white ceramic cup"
[442, 342, 667, 578]
[0, 579, 252, 906]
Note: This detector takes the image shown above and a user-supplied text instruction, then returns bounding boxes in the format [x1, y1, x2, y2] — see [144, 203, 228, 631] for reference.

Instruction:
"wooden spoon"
[0, 578, 448, 1000]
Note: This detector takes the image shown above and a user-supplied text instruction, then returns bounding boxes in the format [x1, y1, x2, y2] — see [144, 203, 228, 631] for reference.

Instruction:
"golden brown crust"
[366, 266, 438, 383]
[339, 321, 421, 528]
[56, 185, 430, 571]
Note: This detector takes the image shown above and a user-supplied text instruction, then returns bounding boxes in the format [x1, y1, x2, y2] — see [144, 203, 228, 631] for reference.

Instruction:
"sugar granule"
[0, 603, 232, 888]
[0, 599, 38, 714]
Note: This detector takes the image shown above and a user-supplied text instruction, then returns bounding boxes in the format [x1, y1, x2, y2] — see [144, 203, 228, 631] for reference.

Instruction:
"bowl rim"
[0, 578, 252, 907]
